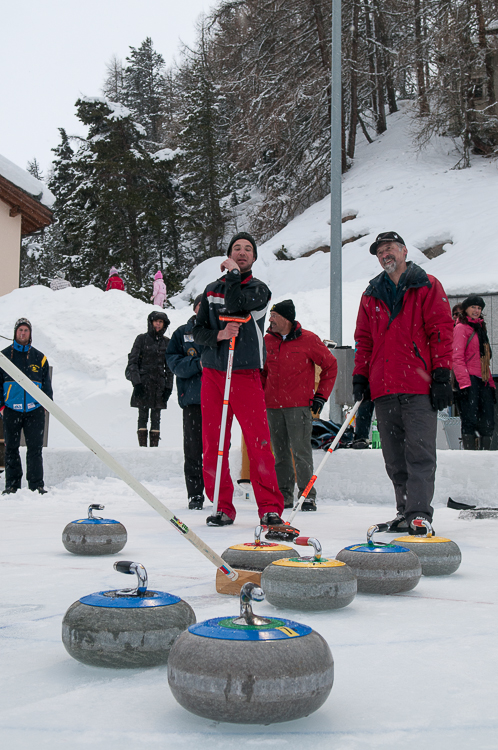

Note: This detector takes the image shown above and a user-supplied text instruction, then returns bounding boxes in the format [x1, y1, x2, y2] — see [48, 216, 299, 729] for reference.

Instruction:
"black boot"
[480, 435, 493, 450]
[462, 434, 477, 450]
[137, 429, 148, 447]
[149, 430, 160, 447]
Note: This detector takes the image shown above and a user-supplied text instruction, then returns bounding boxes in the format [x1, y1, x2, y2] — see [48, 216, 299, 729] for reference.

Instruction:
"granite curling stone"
[62, 503, 127, 555]
[168, 582, 334, 724]
[62, 560, 196, 668]
[336, 525, 422, 594]
[393, 518, 461, 576]
[216, 526, 300, 595]
[261, 536, 357, 611]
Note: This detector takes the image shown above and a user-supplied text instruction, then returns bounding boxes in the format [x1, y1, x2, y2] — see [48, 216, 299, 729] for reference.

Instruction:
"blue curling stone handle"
[80, 591, 181, 608]
[189, 617, 312, 641]
[70, 518, 121, 525]
[344, 543, 410, 554]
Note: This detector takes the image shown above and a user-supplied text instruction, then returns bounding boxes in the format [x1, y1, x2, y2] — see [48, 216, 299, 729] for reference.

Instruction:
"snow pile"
[0, 153, 55, 208]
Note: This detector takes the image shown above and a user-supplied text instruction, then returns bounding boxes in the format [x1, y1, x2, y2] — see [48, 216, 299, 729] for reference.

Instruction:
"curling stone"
[336, 524, 422, 594]
[261, 536, 356, 611]
[216, 525, 299, 595]
[62, 560, 196, 668]
[168, 582, 334, 724]
[62, 504, 127, 555]
[393, 518, 461, 576]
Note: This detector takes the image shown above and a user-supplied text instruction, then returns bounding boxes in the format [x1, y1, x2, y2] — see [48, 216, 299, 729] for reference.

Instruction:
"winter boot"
[385, 513, 409, 533]
[2, 485, 20, 496]
[480, 435, 493, 450]
[206, 511, 234, 526]
[149, 430, 160, 447]
[188, 495, 204, 510]
[300, 498, 317, 511]
[137, 429, 148, 447]
[350, 438, 369, 449]
[260, 512, 285, 526]
[462, 434, 477, 450]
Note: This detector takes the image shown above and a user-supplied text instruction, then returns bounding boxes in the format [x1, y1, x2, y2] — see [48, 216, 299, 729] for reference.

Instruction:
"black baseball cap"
[370, 231, 406, 255]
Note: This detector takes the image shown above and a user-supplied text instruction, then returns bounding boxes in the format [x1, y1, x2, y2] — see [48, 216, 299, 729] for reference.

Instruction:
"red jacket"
[262, 322, 338, 408]
[353, 263, 453, 400]
[453, 320, 495, 389]
[106, 275, 125, 291]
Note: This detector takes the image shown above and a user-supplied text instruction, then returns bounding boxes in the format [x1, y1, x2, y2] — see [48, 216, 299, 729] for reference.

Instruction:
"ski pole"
[212, 314, 251, 514]
[0, 351, 238, 581]
[287, 400, 362, 526]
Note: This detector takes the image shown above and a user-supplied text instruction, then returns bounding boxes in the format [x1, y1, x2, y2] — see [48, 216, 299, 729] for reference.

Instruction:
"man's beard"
[381, 257, 397, 274]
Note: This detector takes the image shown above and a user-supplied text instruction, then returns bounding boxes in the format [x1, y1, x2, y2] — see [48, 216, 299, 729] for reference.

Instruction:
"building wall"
[448, 293, 498, 374]
[0, 198, 21, 297]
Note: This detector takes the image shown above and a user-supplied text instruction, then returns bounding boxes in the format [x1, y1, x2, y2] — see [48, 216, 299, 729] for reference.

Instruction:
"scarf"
[467, 318, 492, 382]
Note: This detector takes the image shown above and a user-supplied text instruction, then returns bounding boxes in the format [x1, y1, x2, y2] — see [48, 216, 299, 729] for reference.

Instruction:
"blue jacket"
[166, 316, 203, 408]
[0, 342, 53, 412]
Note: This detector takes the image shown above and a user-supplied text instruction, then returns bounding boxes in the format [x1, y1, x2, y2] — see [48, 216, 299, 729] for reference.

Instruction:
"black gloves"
[458, 387, 469, 401]
[133, 383, 146, 400]
[163, 388, 172, 404]
[311, 395, 326, 415]
[430, 368, 453, 411]
[352, 374, 370, 403]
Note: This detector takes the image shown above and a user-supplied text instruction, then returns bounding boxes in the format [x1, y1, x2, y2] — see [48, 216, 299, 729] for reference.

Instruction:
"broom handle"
[0, 351, 238, 581]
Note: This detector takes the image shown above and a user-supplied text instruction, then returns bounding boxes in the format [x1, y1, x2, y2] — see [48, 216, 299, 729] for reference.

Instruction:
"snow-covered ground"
[1, 104, 498, 747]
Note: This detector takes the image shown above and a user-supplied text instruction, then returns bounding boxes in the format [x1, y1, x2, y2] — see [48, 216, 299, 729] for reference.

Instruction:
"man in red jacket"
[262, 300, 337, 511]
[353, 232, 453, 535]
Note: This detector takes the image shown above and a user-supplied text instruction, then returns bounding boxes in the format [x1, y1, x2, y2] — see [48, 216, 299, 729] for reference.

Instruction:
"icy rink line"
[6, 446, 498, 507]
[0, 484, 497, 749]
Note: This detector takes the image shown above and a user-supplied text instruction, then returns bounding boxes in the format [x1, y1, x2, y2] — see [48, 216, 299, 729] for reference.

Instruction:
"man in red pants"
[193, 232, 285, 527]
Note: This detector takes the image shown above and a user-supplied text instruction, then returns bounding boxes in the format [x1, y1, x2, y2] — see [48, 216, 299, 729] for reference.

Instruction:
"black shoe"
[351, 438, 369, 449]
[283, 499, 294, 509]
[188, 495, 204, 510]
[408, 516, 434, 536]
[448, 497, 476, 510]
[385, 513, 409, 533]
[260, 512, 284, 525]
[2, 486, 20, 496]
[300, 498, 317, 511]
[35, 487, 47, 495]
[206, 511, 234, 526]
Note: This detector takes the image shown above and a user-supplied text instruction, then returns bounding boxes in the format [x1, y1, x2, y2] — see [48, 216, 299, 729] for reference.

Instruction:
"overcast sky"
[0, 0, 213, 177]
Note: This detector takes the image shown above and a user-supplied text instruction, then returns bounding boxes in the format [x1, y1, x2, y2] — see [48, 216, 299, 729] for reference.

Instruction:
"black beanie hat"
[271, 299, 296, 323]
[461, 294, 485, 313]
[193, 294, 203, 310]
[227, 232, 257, 260]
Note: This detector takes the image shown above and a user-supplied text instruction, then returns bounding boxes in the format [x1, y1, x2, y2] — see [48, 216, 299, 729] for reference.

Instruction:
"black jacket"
[166, 316, 203, 408]
[0, 342, 53, 412]
[125, 312, 173, 409]
[192, 269, 271, 371]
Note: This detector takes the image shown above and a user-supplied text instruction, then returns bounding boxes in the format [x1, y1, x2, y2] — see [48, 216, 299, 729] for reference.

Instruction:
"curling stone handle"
[411, 518, 433, 537]
[236, 582, 268, 626]
[254, 525, 263, 546]
[113, 560, 148, 596]
[367, 524, 388, 544]
[295, 536, 322, 561]
[87, 504, 104, 519]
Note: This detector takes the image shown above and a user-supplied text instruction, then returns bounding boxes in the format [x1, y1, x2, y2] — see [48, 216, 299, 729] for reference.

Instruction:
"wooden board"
[216, 567, 262, 596]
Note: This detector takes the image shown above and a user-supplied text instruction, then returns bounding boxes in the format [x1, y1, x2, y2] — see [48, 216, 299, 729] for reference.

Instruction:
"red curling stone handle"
[295, 537, 310, 546]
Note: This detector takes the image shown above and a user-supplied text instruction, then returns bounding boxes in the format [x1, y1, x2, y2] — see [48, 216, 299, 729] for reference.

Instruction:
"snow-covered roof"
[0, 153, 54, 209]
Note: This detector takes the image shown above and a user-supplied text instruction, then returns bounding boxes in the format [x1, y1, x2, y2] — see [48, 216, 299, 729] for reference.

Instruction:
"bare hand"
[220, 257, 240, 273]
[217, 321, 241, 341]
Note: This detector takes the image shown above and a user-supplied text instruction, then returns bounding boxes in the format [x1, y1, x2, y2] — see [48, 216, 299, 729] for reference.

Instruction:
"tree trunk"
[414, 0, 430, 115]
[347, 0, 360, 158]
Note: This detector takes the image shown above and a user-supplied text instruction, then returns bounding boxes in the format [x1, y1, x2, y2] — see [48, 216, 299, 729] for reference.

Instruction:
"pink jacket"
[452, 321, 495, 389]
[151, 271, 167, 307]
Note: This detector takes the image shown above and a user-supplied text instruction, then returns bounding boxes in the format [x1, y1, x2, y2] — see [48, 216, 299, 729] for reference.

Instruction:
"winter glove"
[430, 368, 453, 411]
[133, 383, 146, 400]
[352, 374, 370, 403]
[311, 395, 327, 415]
[458, 387, 470, 401]
[162, 388, 172, 404]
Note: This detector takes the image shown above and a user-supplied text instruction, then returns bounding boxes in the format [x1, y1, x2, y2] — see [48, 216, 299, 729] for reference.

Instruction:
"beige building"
[0, 154, 53, 297]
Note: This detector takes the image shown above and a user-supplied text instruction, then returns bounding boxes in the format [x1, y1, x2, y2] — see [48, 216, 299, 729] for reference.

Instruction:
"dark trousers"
[459, 375, 495, 437]
[354, 399, 375, 441]
[375, 394, 437, 522]
[183, 404, 204, 498]
[3, 407, 46, 490]
[267, 406, 316, 504]
[137, 407, 161, 431]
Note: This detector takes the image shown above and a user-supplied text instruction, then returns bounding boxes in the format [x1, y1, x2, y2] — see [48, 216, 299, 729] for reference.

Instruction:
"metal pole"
[329, 0, 343, 422]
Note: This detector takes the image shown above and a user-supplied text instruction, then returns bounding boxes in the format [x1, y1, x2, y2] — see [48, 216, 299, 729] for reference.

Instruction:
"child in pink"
[151, 271, 167, 308]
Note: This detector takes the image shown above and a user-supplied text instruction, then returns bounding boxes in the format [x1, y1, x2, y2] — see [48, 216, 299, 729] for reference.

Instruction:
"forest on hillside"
[22, 0, 498, 299]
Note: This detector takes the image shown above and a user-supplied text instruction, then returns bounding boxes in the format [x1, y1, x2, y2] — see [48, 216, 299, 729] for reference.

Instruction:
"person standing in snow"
[125, 311, 173, 447]
[261, 299, 337, 511]
[192, 232, 285, 527]
[106, 267, 125, 291]
[166, 295, 204, 509]
[151, 270, 167, 308]
[0, 318, 53, 495]
[453, 295, 495, 449]
[353, 231, 453, 535]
